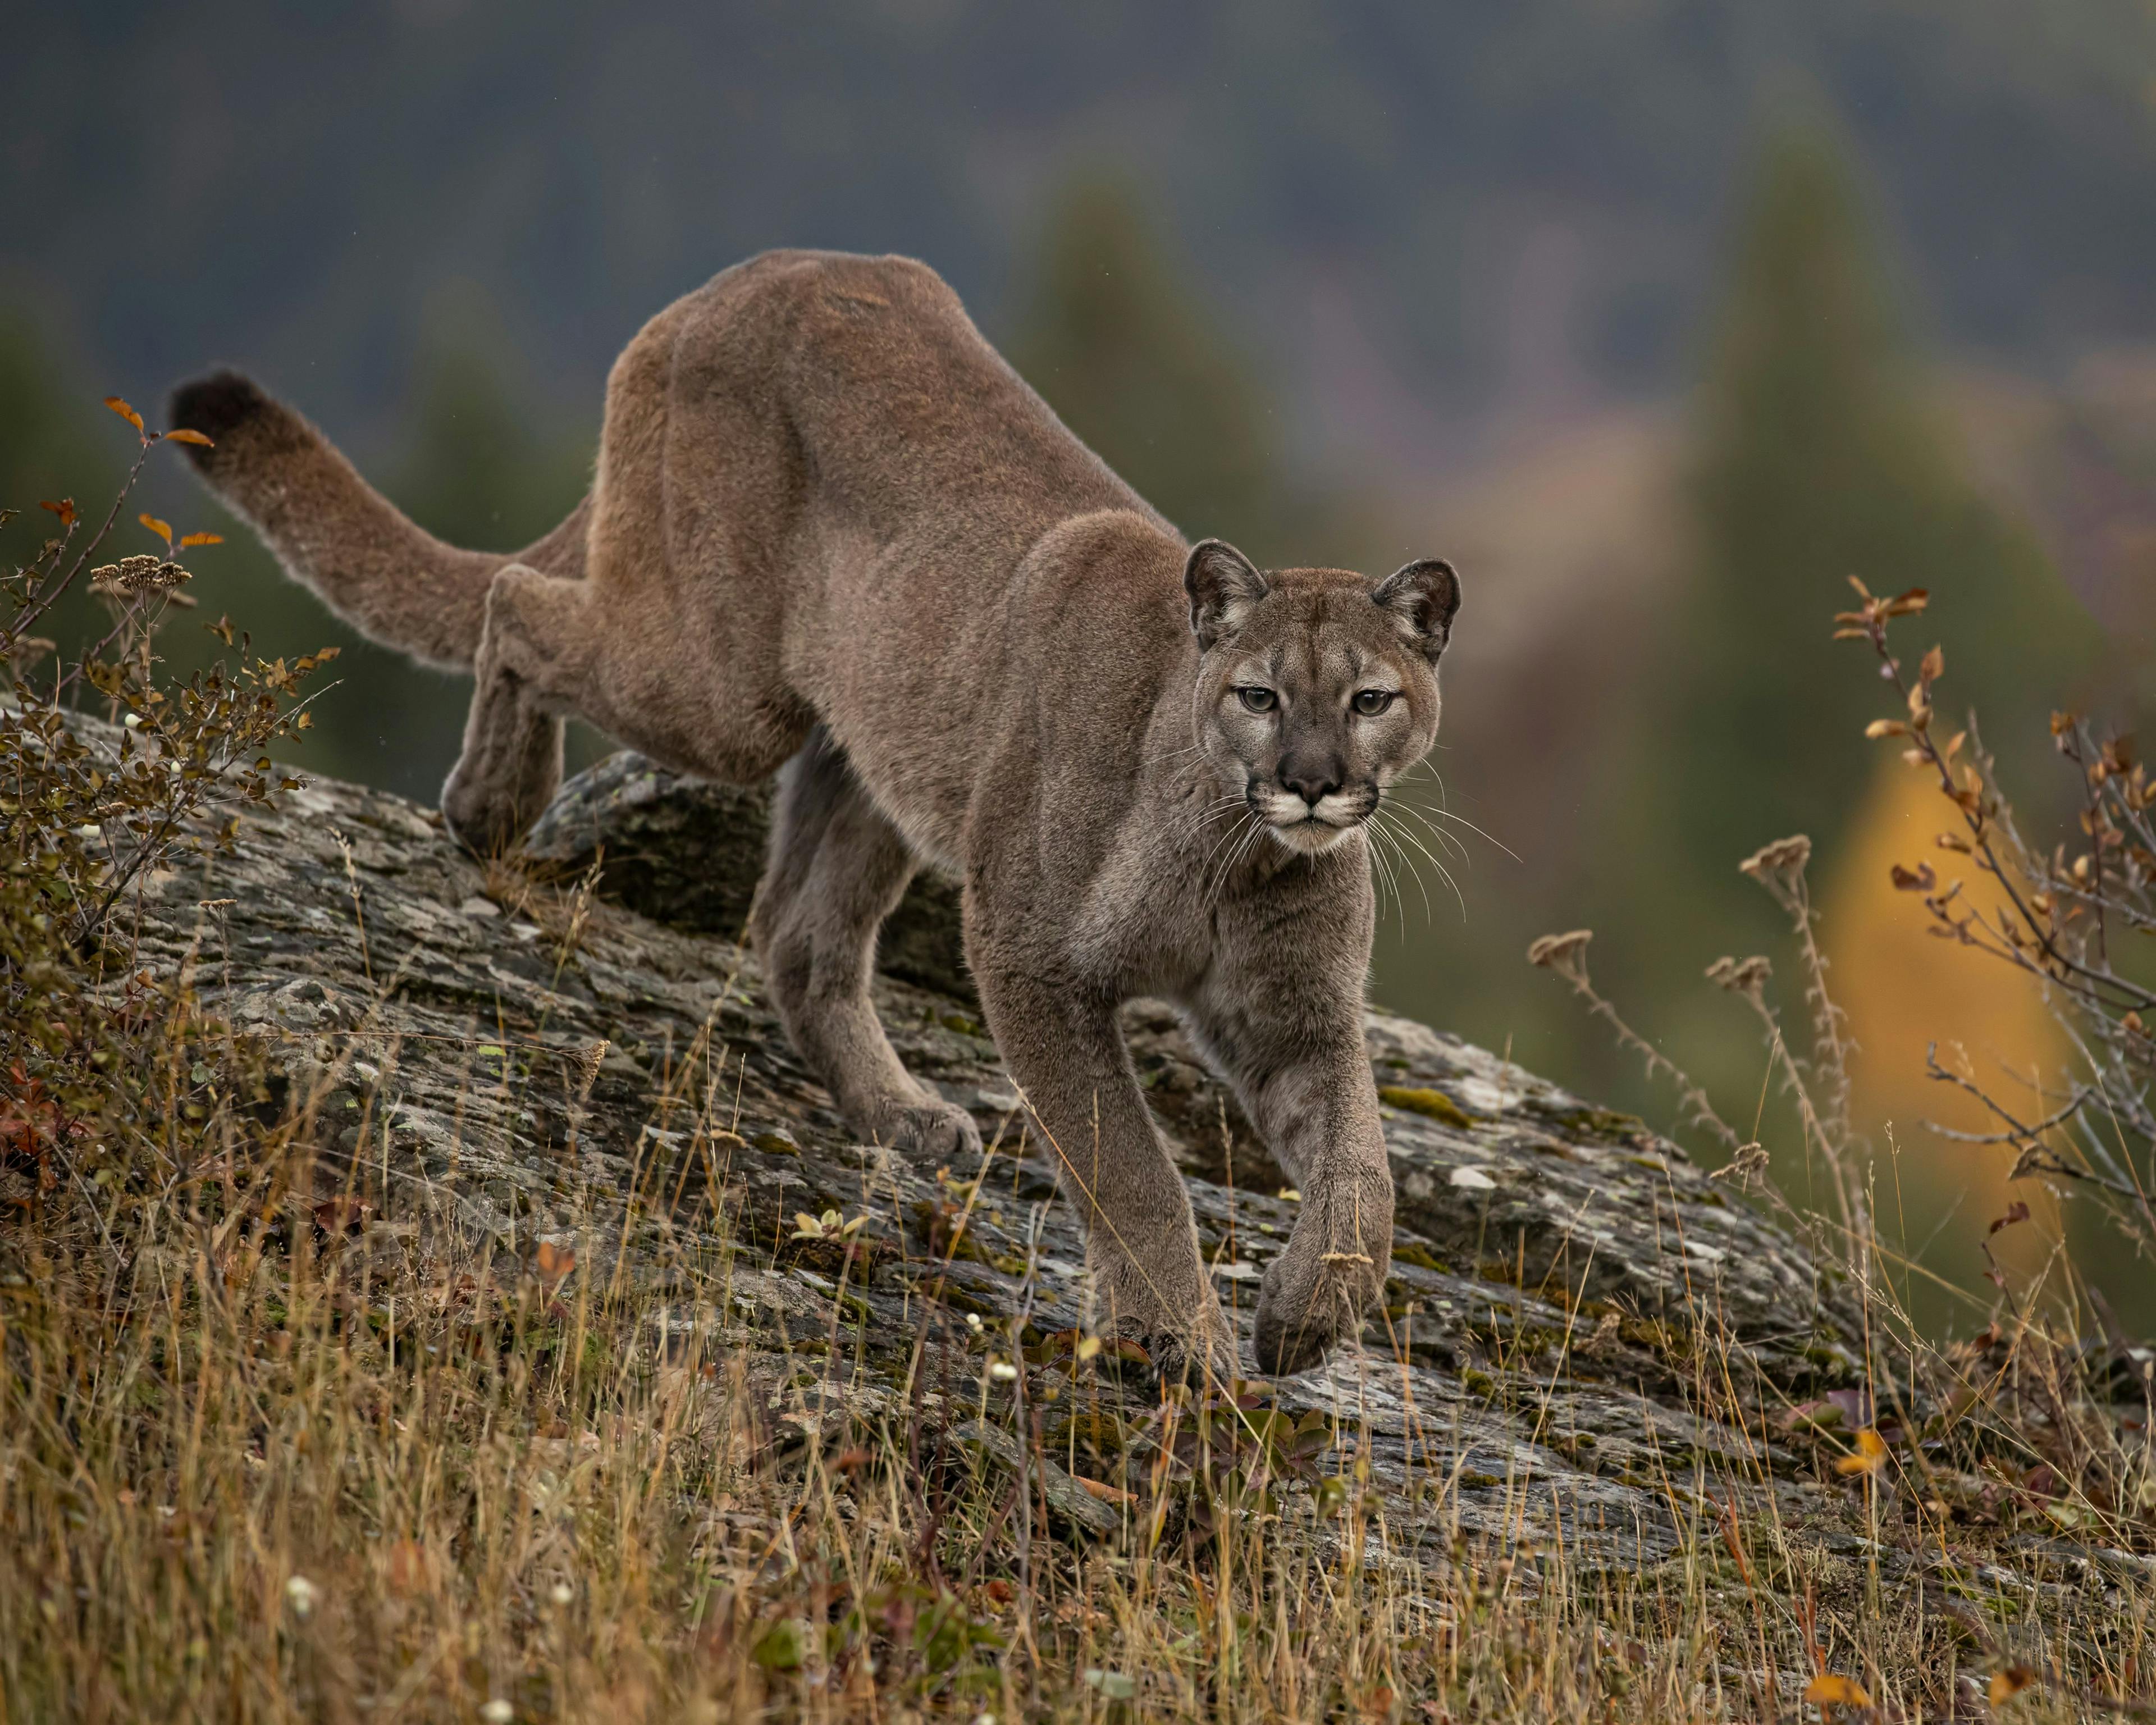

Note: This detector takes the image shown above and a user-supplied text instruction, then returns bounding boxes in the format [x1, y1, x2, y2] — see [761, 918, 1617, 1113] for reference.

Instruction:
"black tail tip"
[167, 369, 271, 470]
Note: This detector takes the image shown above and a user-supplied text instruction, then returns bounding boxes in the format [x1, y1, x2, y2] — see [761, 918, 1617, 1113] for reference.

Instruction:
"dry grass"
[3, 1001, 2143, 1725]
[3, 419, 2153, 1723]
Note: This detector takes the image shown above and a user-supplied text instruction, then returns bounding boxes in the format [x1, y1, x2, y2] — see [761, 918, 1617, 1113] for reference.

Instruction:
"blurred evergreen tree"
[1580, 115, 2103, 1144]
[391, 344, 590, 554]
[0, 311, 120, 623]
[1010, 177, 1312, 565]
[1628, 118, 2098, 941]
[0, 317, 108, 501]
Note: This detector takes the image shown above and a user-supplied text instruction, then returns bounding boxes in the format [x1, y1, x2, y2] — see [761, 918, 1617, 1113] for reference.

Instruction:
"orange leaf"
[535, 1240, 577, 1284]
[162, 427, 215, 448]
[1988, 1667, 2036, 1705]
[179, 531, 223, 548]
[104, 395, 145, 433]
[1833, 1428, 1888, 1477]
[139, 513, 173, 547]
[1919, 644, 1945, 685]
[39, 498, 77, 528]
[1988, 1201, 2030, 1236]
[1805, 1673, 1874, 1708]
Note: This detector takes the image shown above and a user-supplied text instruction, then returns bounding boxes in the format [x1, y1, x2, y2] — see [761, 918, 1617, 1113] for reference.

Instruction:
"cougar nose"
[1279, 757, 1344, 806]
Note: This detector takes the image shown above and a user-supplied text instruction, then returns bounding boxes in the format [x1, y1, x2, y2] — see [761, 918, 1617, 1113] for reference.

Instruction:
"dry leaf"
[179, 530, 223, 548]
[163, 427, 215, 448]
[1919, 644, 1945, 684]
[1988, 1667, 2036, 1706]
[138, 513, 173, 547]
[1833, 1428, 1888, 1477]
[1865, 719, 1908, 740]
[1988, 1201, 2031, 1236]
[1804, 1673, 1874, 1708]
[535, 1240, 577, 1284]
[38, 498, 76, 527]
[104, 395, 144, 433]
[312, 1196, 372, 1236]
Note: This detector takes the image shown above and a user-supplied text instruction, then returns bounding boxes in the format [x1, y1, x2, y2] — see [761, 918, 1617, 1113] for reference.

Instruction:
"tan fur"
[172, 249, 1461, 1377]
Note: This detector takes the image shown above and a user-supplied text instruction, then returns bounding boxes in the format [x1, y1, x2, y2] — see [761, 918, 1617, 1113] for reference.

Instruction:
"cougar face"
[1185, 540, 1460, 855]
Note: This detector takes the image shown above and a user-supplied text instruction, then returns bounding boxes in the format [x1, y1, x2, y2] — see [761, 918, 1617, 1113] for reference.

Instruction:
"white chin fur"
[1267, 818, 1355, 855]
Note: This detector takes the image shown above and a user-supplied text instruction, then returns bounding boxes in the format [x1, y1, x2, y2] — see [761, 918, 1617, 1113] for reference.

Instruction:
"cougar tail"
[167, 370, 588, 670]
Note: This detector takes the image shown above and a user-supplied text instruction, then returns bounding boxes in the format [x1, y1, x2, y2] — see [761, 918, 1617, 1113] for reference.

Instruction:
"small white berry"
[284, 1575, 318, 1618]
[964, 1312, 983, 1331]
[479, 1701, 514, 1723]
[988, 1360, 1018, 1382]
[550, 1582, 574, 1606]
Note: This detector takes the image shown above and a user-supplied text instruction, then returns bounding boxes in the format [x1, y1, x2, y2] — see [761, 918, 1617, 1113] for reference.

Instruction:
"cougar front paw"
[1091, 1252, 1238, 1386]
[1251, 1177, 1391, 1376]
[878, 1097, 983, 1161]
[1120, 1311, 1238, 1389]
[440, 763, 529, 860]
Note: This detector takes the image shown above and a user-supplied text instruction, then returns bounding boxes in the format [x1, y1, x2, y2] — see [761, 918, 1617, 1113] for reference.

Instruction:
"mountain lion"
[170, 248, 1461, 1377]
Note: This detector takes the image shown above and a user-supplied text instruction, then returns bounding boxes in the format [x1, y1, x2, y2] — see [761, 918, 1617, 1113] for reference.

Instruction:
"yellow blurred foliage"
[1821, 755, 2064, 1257]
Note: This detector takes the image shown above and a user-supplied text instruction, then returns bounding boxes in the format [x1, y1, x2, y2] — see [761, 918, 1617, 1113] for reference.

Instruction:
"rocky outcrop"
[122, 746, 1868, 1571]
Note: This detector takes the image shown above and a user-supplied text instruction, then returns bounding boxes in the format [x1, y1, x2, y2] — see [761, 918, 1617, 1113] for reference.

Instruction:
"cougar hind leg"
[438, 564, 592, 856]
[751, 731, 983, 1160]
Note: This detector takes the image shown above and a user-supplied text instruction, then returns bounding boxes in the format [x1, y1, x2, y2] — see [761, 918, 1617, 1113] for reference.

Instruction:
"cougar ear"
[1184, 540, 1269, 651]
[1371, 558, 1460, 663]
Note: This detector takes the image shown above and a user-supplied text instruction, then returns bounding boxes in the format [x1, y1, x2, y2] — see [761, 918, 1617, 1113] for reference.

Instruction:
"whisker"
[1403, 801, 1520, 862]
[1195, 809, 1259, 900]
[1185, 792, 1251, 836]
[1224, 816, 1269, 893]
[1364, 819, 1423, 932]
[1404, 757, 1451, 807]
[1388, 771, 1521, 862]
[1377, 818, 1431, 925]
[1376, 807, 1467, 921]
[1380, 795, 1473, 865]
[1208, 815, 1269, 910]
[1365, 828, 1404, 939]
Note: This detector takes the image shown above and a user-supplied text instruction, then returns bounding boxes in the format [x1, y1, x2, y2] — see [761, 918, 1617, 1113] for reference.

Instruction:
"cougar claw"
[1252, 1275, 1337, 1377]
[885, 1099, 982, 1161]
[1251, 1238, 1385, 1377]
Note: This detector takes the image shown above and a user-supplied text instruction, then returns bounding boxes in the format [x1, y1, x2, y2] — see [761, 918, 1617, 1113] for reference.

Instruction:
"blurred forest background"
[7, 1, 2153, 1327]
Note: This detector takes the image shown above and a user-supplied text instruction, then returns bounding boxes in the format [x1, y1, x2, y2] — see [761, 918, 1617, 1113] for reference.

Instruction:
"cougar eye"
[1235, 686, 1278, 714]
[1351, 688, 1396, 717]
